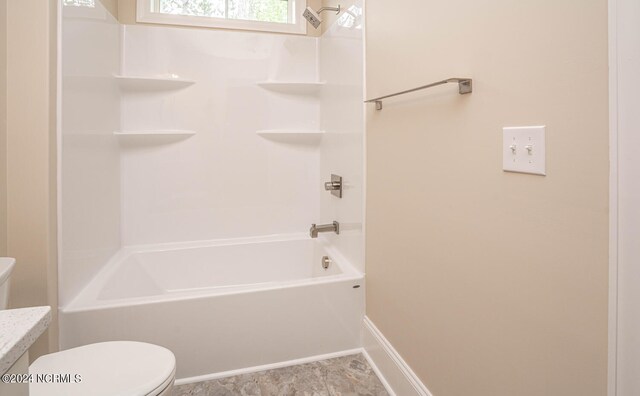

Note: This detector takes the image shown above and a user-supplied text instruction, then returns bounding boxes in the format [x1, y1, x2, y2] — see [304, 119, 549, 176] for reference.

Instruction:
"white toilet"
[0, 258, 177, 396]
[29, 341, 176, 396]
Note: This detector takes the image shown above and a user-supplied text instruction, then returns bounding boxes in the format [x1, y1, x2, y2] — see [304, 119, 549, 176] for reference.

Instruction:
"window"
[137, 0, 307, 34]
[63, 0, 106, 20]
[63, 0, 96, 7]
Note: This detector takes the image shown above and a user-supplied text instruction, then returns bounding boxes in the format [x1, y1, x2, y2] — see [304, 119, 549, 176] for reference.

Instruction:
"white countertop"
[0, 306, 51, 374]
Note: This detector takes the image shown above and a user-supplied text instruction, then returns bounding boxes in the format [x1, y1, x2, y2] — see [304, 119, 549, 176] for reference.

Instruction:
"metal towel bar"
[365, 78, 472, 110]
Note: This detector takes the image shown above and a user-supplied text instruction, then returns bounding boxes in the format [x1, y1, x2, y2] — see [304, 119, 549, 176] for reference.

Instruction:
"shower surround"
[59, 0, 364, 382]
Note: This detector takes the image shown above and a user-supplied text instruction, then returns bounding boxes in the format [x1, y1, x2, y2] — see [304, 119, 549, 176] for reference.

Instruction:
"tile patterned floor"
[171, 353, 389, 396]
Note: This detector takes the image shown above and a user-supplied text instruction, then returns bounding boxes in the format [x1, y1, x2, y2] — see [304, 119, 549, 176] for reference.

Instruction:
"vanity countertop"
[0, 306, 51, 374]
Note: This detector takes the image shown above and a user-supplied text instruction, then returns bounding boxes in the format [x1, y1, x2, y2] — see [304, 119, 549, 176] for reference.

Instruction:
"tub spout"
[309, 221, 340, 238]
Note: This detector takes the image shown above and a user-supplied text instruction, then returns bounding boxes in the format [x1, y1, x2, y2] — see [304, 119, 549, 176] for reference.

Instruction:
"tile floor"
[171, 353, 389, 396]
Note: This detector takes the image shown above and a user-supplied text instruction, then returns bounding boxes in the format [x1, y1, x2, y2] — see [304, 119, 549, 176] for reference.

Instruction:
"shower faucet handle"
[324, 174, 343, 198]
[324, 181, 340, 190]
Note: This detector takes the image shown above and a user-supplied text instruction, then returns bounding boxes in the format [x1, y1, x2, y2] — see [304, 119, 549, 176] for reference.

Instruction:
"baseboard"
[174, 348, 363, 386]
[177, 318, 433, 395]
[362, 316, 433, 396]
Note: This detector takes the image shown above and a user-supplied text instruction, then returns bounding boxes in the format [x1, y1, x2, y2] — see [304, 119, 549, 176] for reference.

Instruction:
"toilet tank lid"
[0, 258, 16, 285]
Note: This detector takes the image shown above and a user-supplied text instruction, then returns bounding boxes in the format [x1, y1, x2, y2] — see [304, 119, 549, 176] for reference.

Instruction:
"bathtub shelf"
[114, 75, 195, 90]
[257, 81, 325, 94]
[256, 130, 325, 144]
[114, 130, 196, 136]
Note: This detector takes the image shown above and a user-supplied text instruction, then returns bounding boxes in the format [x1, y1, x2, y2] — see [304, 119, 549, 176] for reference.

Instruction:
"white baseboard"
[174, 348, 363, 386]
[362, 316, 433, 396]
[177, 318, 433, 396]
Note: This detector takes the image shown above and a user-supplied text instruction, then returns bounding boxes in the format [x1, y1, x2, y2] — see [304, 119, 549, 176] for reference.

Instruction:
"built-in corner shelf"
[114, 130, 196, 136]
[114, 75, 195, 90]
[257, 81, 325, 94]
[256, 129, 324, 143]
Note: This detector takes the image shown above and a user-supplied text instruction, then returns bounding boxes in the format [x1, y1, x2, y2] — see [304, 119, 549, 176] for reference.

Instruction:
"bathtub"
[60, 234, 364, 381]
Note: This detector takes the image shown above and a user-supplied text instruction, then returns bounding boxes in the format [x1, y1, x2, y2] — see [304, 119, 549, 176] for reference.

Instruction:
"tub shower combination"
[60, 0, 364, 383]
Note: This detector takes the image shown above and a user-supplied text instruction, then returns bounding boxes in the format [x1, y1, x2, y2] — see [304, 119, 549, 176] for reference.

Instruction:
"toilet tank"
[0, 258, 16, 310]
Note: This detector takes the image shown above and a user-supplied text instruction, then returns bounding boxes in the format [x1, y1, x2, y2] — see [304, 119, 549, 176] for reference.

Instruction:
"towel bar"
[365, 78, 472, 110]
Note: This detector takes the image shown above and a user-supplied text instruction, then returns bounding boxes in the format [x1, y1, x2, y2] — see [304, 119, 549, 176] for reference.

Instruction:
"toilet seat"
[29, 341, 176, 396]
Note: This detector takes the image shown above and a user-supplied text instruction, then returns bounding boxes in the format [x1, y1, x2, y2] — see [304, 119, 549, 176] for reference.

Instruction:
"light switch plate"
[503, 126, 546, 175]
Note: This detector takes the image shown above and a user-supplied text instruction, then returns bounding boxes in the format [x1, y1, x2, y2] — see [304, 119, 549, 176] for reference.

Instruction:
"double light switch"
[502, 126, 546, 176]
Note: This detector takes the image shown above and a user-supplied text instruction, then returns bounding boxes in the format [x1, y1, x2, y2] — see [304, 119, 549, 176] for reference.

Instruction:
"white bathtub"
[60, 235, 364, 380]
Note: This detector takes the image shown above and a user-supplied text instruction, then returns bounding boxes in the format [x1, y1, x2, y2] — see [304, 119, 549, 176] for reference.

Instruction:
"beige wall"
[0, 0, 7, 257]
[319, 0, 351, 34]
[117, 0, 322, 36]
[99, 0, 118, 17]
[365, 1, 609, 395]
[6, 0, 58, 360]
